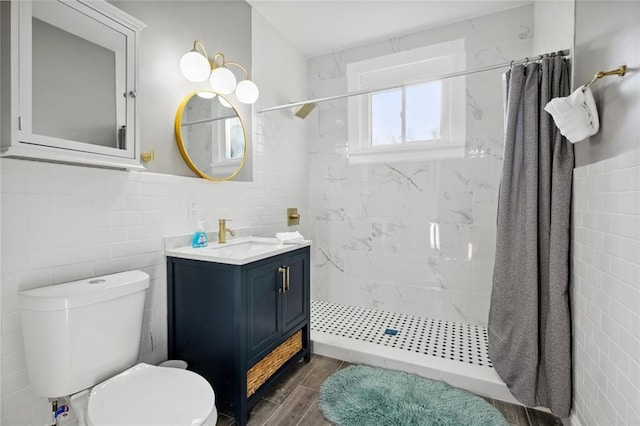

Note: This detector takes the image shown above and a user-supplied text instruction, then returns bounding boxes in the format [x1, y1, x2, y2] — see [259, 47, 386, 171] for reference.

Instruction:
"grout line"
[258, 400, 280, 426]
[294, 394, 320, 426]
[260, 356, 322, 405]
[260, 395, 281, 404]
[270, 374, 312, 412]
[297, 355, 324, 382]
[259, 363, 318, 426]
[298, 384, 317, 391]
[524, 406, 533, 426]
[300, 358, 327, 386]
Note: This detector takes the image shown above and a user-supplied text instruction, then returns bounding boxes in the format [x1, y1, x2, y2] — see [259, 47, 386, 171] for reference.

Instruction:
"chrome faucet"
[218, 219, 235, 243]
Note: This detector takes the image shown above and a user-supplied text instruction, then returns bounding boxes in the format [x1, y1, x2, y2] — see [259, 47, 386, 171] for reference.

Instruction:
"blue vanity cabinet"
[167, 246, 310, 426]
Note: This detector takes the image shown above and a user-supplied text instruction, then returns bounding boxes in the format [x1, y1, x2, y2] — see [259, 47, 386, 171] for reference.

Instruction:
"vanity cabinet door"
[246, 259, 282, 359]
[281, 251, 309, 334]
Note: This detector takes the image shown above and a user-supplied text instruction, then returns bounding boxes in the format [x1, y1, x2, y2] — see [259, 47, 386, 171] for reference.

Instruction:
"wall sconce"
[180, 40, 259, 105]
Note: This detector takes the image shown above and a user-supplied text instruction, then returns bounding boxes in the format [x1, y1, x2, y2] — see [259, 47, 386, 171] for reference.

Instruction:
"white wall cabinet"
[1, 0, 145, 170]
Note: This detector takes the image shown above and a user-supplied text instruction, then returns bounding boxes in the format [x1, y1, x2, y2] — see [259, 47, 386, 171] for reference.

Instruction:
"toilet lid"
[87, 363, 215, 426]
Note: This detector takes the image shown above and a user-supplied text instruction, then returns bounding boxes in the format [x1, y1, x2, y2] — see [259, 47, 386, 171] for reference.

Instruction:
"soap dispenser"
[192, 221, 208, 248]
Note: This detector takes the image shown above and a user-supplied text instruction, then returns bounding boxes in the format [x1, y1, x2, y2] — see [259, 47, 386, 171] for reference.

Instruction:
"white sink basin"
[165, 236, 310, 265]
[207, 239, 282, 258]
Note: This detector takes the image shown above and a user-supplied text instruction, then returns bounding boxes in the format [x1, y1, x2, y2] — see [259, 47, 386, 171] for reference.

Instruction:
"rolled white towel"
[544, 86, 599, 143]
[275, 231, 305, 244]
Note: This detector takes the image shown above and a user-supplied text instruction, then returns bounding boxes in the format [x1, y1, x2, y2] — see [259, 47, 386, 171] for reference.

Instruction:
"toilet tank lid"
[19, 271, 150, 312]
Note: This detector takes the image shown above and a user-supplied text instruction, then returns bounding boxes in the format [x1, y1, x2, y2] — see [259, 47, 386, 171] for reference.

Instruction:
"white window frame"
[224, 117, 244, 161]
[347, 39, 466, 164]
[208, 117, 242, 174]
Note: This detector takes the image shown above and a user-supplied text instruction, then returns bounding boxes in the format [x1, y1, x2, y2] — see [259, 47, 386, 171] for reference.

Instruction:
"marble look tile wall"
[307, 5, 534, 326]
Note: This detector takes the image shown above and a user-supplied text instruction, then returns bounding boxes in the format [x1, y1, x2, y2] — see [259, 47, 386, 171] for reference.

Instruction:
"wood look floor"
[216, 355, 563, 426]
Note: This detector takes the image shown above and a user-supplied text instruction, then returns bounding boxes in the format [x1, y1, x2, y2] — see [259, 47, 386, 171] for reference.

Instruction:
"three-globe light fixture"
[180, 40, 259, 105]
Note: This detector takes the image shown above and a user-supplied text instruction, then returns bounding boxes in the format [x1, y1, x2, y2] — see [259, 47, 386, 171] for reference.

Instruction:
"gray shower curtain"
[488, 56, 573, 417]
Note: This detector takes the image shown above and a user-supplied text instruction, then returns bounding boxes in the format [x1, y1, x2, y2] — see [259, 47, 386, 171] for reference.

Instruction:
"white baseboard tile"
[563, 410, 583, 426]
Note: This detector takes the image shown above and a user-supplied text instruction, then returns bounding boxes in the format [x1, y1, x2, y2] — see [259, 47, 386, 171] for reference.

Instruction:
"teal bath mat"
[318, 365, 507, 426]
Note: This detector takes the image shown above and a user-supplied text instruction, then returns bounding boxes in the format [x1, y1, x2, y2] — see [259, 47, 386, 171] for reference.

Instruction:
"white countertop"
[165, 236, 311, 265]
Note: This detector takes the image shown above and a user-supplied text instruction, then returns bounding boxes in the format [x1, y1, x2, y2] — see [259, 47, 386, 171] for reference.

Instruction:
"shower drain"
[311, 300, 493, 368]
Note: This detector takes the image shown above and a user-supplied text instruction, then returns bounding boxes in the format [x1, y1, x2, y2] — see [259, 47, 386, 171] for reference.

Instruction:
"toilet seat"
[87, 363, 215, 426]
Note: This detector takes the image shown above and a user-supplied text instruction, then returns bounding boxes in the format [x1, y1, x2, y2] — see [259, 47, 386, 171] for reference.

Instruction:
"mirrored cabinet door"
[1, 0, 145, 170]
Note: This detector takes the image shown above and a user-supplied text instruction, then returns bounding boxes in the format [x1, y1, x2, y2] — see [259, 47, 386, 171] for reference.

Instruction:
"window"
[371, 81, 442, 146]
[205, 116, 243, 173]
[347, 39, 466, 164]
[225, 117, 244, 160]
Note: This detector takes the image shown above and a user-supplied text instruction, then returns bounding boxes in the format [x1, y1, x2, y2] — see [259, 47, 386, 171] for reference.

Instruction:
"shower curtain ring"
[524, 57, 529, 65]
[510, 60, 514, 69]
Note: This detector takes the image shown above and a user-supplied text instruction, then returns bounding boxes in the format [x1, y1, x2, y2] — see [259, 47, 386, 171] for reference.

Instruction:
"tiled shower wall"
[307, 5, 533, 326]
[0, 9, 310, 426]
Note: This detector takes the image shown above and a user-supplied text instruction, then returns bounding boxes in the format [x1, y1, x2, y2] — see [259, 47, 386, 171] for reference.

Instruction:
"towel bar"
[583, 65, 627, 91]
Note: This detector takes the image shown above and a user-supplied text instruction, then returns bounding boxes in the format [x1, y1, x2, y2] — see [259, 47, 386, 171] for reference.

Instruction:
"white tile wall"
[307, 5, 534, 326]
[0, 9, 310, 426]
[2, 2, 635, 426]
[572, 1, 640, 423]
[571, 149, 640, 426]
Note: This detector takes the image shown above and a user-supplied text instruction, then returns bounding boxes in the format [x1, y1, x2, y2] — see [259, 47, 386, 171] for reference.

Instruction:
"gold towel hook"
[583, 65, 627, 91]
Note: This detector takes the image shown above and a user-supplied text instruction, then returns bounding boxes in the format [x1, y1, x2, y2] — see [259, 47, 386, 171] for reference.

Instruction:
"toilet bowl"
[67, 363, 217, 426]
[18, 271, 217, 426]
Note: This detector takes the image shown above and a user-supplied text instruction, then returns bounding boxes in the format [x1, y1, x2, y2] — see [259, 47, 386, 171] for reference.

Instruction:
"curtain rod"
[257, 49, 570, 114]
[181, 114, 238, 127]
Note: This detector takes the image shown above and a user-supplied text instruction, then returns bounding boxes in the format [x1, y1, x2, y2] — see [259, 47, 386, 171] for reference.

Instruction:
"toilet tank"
[19, 271, 150, 398]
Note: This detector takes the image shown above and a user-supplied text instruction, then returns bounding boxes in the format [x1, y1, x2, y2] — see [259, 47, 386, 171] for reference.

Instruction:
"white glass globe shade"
[235, 80, 260, 104]
[180, 51, 210, 82]
[218, 96, 232, 108]
[209, 67, 237, 94]
[196, 91, 217, 99]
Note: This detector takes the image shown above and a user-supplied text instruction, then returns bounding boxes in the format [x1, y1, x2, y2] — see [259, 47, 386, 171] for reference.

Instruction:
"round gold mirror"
[175, 91, 247, 181]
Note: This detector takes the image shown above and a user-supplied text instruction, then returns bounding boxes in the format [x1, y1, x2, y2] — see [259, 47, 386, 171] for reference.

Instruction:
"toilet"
[18, 271, 217, 425]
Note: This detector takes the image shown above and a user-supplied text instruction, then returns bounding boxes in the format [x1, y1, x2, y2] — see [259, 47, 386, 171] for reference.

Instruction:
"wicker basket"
[246, 330, 303, 397]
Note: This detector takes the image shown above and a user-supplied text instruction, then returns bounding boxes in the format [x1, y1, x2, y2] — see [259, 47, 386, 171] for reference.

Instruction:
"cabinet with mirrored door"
[0, 0, 145, 169]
